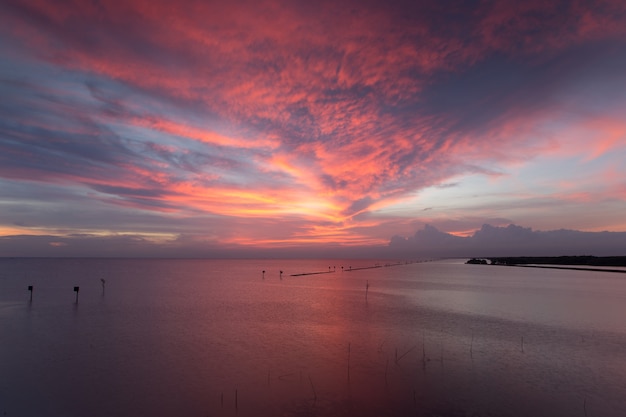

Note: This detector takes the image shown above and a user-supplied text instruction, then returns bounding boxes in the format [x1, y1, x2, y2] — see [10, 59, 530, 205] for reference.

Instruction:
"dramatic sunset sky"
[1, 0, 626, 257]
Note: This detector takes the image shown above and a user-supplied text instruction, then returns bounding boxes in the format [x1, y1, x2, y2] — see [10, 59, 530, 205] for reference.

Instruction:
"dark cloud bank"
[1, 224, 624, 258]
[390, 224, 626, 258]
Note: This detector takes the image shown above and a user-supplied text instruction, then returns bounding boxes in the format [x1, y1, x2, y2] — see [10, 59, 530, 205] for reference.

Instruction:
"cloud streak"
[1, 0, 626, 256]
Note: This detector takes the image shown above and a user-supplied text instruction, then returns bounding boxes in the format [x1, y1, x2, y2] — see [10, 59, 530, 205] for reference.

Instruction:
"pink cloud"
[129, 117, 280, 150]
[2, 0, 626, 249]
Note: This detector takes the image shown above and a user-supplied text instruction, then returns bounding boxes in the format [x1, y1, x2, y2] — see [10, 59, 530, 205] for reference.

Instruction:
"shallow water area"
[1, 258, 625, 416]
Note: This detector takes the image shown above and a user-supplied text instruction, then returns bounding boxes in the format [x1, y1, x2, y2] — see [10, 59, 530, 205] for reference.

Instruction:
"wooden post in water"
[100, 279, 106, 295]
[73, 286, 80, 304]
[28, 285, 33, 302]
[262, 270, 265, 279]
[279, 270, 283, 280]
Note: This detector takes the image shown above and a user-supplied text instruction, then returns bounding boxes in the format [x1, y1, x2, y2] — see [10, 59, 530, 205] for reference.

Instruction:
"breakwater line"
[290, 270, 337, 277]
[291, 261, 421, 276]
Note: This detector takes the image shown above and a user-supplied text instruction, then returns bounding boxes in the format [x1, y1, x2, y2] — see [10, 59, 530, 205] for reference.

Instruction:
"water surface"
[1, 258, 625, 416]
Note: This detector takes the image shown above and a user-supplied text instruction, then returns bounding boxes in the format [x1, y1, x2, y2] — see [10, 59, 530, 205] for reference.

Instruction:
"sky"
[1, 0, 626, 258]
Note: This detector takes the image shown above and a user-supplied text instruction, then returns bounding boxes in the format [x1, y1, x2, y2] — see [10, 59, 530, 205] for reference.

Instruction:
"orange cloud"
[3, 0, 626, 250]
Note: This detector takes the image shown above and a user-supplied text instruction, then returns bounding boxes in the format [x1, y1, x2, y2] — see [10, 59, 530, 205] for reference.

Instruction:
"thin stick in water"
[347, 342, 351, 383]
[440, 344, 444, 368]
[396, 345, 417, 363]
[378, 339, 385, 353]
[385, 357, 389, 386]
[308, 374, 317, 402]
[422, 334, 427, 369]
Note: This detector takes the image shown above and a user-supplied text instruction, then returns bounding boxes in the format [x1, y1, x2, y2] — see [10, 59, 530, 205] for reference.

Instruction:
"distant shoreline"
[501, 264, 626, 274]
[467, 256, 626, 274]
[489, 255, 626, 266]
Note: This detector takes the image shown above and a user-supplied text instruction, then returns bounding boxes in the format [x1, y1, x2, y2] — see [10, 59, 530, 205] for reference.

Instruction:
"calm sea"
[1, 258, 625, 417]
